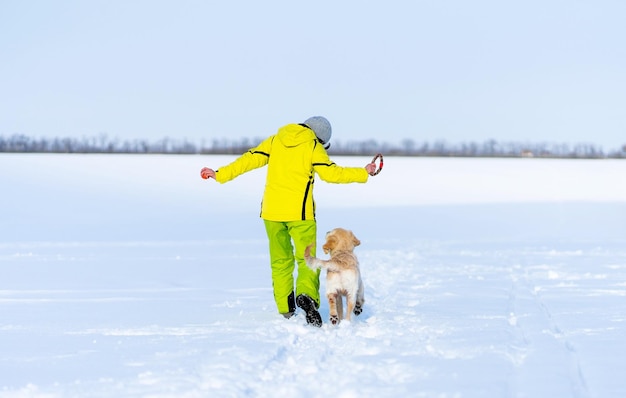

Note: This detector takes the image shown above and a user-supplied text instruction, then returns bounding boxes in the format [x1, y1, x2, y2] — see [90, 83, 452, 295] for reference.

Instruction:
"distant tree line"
[1, 134, 625, 159]
[331, 138, 626, 159]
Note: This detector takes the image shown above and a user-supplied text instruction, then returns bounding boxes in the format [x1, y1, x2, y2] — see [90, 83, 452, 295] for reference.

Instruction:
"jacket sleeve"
[214, 136, 273, 183]
[312, 143, 369, 184]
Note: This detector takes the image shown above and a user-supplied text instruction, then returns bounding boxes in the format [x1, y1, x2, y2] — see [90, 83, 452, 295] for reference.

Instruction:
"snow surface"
[1, 154, 625, 398]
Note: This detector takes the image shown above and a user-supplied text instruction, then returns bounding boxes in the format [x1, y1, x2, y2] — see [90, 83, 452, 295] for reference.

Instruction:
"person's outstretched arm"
[312, 143, 376, 183]
[200, 136, 274, 183]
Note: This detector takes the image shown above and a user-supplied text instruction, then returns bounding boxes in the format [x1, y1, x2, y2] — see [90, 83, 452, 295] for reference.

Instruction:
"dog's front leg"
[354, 276, 365, 316]
[336, 295, 344, 321]
[345, 295, 356, 321]
[327, 293, 340, 325]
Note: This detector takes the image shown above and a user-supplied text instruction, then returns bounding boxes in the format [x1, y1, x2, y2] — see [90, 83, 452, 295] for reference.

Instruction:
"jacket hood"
[276, 124, 317, 148]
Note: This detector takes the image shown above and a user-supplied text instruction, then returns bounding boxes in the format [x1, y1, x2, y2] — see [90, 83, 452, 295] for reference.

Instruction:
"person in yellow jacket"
[200, 116, 376, 327]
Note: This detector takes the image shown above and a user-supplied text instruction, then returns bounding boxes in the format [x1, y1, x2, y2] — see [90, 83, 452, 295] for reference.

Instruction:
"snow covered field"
[1, 154, 625, 398]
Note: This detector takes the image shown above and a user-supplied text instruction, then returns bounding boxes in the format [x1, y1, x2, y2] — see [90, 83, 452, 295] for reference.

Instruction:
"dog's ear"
[351, 232, 361, 247]
[322, 235, 337, 254]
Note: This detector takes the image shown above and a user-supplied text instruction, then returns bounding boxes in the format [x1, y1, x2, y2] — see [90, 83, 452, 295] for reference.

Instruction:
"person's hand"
[200, 167, 216, 180]
[365, 162, 376, 176]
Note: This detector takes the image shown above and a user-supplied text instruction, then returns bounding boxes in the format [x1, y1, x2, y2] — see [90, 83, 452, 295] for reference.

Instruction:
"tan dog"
[304, 228, 365, 325]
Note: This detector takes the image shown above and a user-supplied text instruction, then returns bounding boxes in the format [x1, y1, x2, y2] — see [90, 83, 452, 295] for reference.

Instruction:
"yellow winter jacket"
[215, 123, 369, 221]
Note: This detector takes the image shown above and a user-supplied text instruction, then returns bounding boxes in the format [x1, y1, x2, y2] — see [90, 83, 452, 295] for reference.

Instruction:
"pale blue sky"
[1, 1, 625, 149]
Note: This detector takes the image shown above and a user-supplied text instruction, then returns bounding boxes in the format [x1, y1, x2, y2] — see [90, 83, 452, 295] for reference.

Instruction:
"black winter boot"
[296, 294, 322, 327]
[281, 292, 297, 319]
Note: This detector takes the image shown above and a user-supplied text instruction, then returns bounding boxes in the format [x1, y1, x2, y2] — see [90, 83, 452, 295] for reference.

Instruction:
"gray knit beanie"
[304, 116, 332, 146]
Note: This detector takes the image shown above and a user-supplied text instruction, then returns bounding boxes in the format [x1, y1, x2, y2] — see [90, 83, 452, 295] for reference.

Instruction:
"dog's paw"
[330, 315, 339, 325]
[353, 304, 363, 316]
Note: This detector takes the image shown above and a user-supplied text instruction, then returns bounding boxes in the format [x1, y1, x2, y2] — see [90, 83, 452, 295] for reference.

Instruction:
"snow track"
[507, 263, 589, 397]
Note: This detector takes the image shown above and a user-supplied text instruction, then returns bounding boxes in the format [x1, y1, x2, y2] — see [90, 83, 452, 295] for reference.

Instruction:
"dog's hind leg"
[327, 293, 340, 325]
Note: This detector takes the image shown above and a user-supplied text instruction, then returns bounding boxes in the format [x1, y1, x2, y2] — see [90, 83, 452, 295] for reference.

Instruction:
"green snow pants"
[263, 219, 320, 314]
